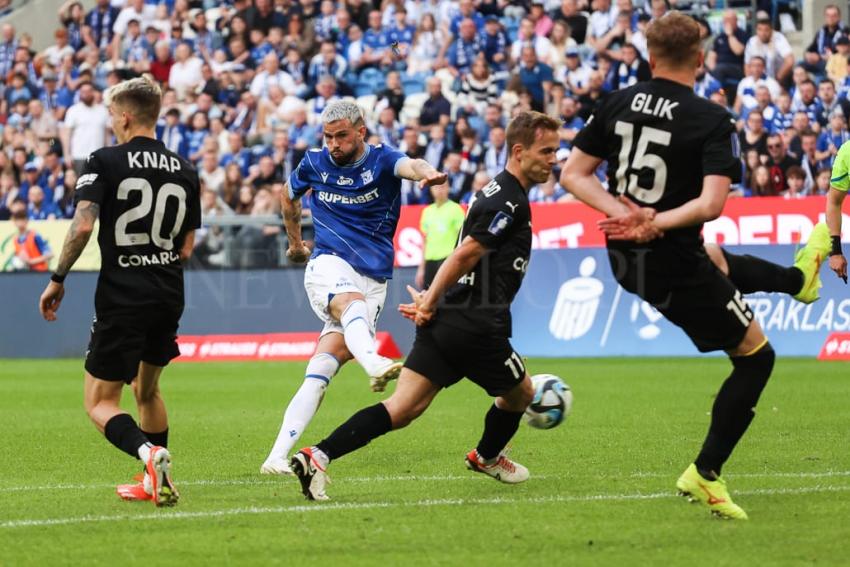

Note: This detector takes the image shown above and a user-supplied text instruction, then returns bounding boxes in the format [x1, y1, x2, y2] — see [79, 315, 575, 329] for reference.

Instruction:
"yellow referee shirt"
[420, 201, 465, 261]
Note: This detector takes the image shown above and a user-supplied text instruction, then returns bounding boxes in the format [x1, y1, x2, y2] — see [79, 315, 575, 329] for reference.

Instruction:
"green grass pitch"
[1, 358, 849, 565]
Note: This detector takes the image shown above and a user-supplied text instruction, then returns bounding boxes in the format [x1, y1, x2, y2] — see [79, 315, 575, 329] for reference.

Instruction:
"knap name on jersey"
[128, 151, 182, 173]
[630, 93, 679, 120]
[317, 187, 378, 205]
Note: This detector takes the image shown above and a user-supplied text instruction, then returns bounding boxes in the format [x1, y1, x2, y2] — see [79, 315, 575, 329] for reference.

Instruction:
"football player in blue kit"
[260, 100, 447, 475]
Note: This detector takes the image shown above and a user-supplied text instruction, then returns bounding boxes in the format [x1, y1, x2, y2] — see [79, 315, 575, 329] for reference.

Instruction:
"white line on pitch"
[2, 470, 848, 494]
[2, 485, 848, 530]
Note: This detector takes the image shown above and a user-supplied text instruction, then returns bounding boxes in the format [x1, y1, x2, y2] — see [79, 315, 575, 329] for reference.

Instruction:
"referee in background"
[416, 181, 465, 289]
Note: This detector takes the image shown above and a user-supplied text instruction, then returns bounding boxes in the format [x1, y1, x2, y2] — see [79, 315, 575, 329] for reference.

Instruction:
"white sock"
[267, 353, 339, 461]
[340, 300, 383, 375]
[137, 442, 153, 462]
[310, 446, 330, 469]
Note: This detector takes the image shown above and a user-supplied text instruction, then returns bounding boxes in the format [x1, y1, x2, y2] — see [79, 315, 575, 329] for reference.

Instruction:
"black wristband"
[50, 272, 66, 284]
[830, 235, 843, 257]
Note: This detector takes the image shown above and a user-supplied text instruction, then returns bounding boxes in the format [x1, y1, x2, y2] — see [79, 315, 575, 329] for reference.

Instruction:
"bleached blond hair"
[104, 76, 162, 126]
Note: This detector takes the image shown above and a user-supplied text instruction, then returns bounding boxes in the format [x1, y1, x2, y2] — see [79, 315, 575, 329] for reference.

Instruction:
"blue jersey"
[288, 144, 408, 280]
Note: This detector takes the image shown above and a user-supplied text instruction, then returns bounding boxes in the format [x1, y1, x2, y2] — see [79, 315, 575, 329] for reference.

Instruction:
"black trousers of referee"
[423, 259, 444, 289]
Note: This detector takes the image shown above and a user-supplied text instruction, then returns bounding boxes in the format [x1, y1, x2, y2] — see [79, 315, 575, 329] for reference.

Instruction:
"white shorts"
[304, 254, 388, 337]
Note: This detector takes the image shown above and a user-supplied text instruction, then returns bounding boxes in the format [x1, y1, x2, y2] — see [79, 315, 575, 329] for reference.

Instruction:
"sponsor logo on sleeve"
[488, 211, 513, 236]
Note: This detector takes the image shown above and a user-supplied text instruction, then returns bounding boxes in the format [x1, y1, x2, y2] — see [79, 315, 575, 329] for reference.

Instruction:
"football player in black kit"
[39, 77, 201, 507]
[290, 111, 561, 501]
[561, 13, 829, 520]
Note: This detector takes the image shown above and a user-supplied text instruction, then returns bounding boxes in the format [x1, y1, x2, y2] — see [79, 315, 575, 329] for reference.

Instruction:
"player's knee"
[384, 400, 424, 429]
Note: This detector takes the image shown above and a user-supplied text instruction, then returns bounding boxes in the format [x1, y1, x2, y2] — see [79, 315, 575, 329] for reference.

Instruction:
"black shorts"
[609, 248, 752, 353]
[404, 321, 526, 397]
[85, 305, 183, 383]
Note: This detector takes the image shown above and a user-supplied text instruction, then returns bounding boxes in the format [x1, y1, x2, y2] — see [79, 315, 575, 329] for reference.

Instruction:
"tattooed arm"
[39, 200, 99, 321]
[55, 199, 99, 275]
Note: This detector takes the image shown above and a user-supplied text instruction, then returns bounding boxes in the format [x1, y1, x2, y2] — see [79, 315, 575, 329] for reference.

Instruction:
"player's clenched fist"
[286, 243, 311, 264]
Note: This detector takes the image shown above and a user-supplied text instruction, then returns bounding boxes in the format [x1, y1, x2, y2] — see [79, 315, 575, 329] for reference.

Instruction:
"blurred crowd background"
[1, 0, 842, 269]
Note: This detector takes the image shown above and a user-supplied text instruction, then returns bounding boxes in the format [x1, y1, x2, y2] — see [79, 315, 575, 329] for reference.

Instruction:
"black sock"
[316, 403, 393, 461]
[142, 428, 168, 448]
[104, 414, 150, 460]
[695, 343, 775, 476]
[722, 249, 804, 295]
[476, 404, 524, 461]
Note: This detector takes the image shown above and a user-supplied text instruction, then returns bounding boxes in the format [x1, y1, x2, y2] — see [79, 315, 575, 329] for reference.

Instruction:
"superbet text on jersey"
[75, 136, 202, 311]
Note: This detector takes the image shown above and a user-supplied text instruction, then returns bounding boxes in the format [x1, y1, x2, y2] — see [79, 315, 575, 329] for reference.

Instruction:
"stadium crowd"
[0, 0, 840, 234]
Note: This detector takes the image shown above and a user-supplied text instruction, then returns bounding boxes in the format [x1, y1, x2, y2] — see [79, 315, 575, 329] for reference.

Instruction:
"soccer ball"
[525, 374, 572, 430]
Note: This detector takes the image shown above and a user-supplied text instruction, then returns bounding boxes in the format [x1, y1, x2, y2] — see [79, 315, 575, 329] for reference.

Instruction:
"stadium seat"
[402, 77, 425, 96]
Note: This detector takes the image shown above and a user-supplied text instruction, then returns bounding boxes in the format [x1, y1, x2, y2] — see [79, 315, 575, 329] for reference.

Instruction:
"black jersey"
[573, 78, 741, 252]
[438, 169, 532, 338]
[75, 136, 201, 312]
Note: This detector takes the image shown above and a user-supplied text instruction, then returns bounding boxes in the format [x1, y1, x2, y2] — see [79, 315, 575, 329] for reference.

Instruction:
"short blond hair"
[646, 12, 701, 70]
[105, 77, 162, 126]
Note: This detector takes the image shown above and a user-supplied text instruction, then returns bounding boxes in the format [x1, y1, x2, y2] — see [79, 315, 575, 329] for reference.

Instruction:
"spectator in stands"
[233, 187, 280, 268]
[10, 203, 53, 271]
[38, 71, 69, 121]
[42, 29, 74, 70]
[578, 70, 607, 120]
[424, 124, 448, 171]
[83, 0, 118, 53]
[748, 164, 775, 197]
[816, 79, 849, 128]
[186, 112, 211, 163]
[282, 15, 315, 60]
[307, 40, 348, 91]
[483, 126, 507, 178]
[479, 15, 508, 75]
[220, 131, 253, 177]
[708, 9, 748, 104]
[814, 167, 832, 196]
[157, 108, 187, 157]
[416, 181, 464, 289]
[457, 57, 499, 117]
[408, 13, 444, 76]
[804, 4, 848, 76]
[419, 77, 451, 127]
[306, 76, 341, 125]
[387, 6, 415, 54]
[61, 81, 109, 175]
[783, 166, 806, 199]
[221, 162, 243, 210]
[826, 35, 850, 84]
[547, 20, 577, 80]
[251, 51, 297, 101]
[19, 162, 42, 202]
[552, 0, 588, 45]
[517, 45, 553, 112]
[113, 0, 155, 38]
[0, 173, 15, 220]
[249, 155, 279, 189]
[735, 56, 781, 115]
[26, 185, 59, 220]
[609, 43, 650, 90]
[228, 90, 259, 138]
[529, 174, 568, 203]
[288, 106, 320, 157]
[587, 0, 617, 53]
[799, 130, 820, 189]
[376, 71, 405, 117]
[40, 149, 65, 199]
[511, 17, 552, 64]
[745, 17, 794, 86]
[443, 152, 472, 202]
[169, 42, 204, 101]
[58, 0, 85, 51]
[462, 169, 490, 204]
[767, 91, 794, 134]
[740, 109, 769, 158]
[240, 0, 286, 35]
[559, 96, 584, 149]
[792, 80, 823, 130]
[766, 133, 798, 194]
[55, 169, 76, 219]
[817, 109, 850, 168]
[361, 9, 391, 69]
[270, 128, 295, 180]
[446, 18, 481, 78]
[375, 107, 403, 147]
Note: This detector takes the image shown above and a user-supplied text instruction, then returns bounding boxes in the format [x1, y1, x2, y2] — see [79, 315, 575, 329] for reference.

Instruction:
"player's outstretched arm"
[561, 148, 631, 218]
[401, 236, 487, 326]
[280, 182, 310, 264]
[650, 175, 729, 232]
[826, 187, 847, 282]
[396, 158, 448, 189]
[38, 199, 99, 321]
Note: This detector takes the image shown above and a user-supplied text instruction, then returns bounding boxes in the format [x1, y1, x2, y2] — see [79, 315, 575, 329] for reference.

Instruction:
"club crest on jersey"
[360, 169, 374, 184]
[488, 211, 513, 236]
[337, 176, 354, 186]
